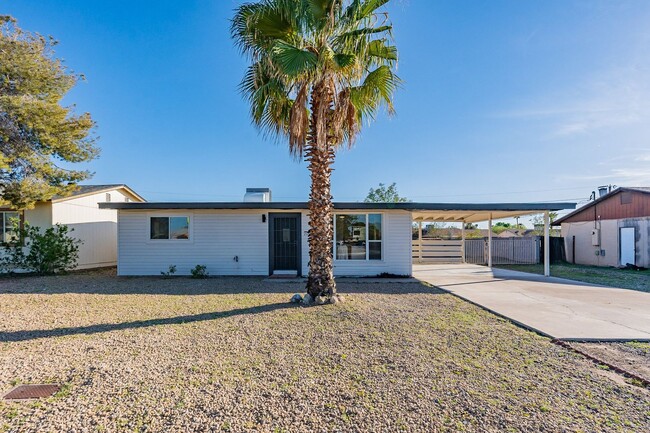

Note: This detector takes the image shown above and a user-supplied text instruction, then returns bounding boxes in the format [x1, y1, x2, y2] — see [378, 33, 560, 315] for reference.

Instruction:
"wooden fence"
[412, 239, 463, 264]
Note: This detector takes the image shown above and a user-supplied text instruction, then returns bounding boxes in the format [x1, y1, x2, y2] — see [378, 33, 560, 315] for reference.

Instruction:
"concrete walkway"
[414, 264, 650, 341]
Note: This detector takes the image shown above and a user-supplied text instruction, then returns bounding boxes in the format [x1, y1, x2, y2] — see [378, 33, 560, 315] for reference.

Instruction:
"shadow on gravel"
[0, 302, 297, 343]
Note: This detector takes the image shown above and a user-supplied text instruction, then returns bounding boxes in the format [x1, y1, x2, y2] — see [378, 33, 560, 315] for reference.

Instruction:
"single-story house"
[101, 188, 574, 277]
[1, 184, 145, 269]
[554, 186, 650, 268]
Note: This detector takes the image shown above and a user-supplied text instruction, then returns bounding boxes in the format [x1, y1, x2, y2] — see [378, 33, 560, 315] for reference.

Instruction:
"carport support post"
[418, 221, 423, 264]
[488, 214, 493, 268]
[544, 210, 550, 277]
[461, 221, 466, 263]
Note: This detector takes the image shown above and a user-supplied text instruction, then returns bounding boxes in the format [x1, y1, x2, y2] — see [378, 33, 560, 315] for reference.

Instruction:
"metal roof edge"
[99, 201, 576, 211]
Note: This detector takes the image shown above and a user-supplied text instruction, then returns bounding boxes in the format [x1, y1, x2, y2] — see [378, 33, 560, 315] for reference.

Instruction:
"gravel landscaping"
[1, 269, 649, 432]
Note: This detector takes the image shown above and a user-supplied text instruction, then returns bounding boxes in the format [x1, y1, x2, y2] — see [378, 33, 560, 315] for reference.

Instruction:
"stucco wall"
[116, 209, 413, 277]
[562, 217, 650, 268]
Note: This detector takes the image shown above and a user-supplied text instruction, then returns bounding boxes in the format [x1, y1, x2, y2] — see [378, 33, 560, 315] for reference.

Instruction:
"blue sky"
[5, 1, 650, 215]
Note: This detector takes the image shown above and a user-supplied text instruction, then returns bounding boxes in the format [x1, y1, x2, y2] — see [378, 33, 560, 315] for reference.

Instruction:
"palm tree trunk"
[305, 80, 336, 300]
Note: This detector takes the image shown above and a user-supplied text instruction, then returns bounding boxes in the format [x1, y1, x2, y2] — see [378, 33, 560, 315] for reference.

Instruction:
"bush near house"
[0, 223, 81, 275]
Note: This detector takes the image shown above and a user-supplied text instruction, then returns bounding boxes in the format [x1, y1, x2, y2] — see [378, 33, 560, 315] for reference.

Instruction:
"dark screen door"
[271, 215, 299, 272]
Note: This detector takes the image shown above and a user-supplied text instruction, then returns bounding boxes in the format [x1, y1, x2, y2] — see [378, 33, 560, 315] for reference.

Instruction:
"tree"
[1, 223, 81, 274]
[531, 212, 558, 228]
[364, 182, 408, 203]
[0, 16, 98, 209]
[531, 212, 558, 235]
[232, 0, 399, 301]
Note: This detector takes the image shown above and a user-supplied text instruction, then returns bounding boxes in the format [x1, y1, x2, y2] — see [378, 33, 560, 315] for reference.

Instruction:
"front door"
[620, 227, 635, 266]
[269, 213, 301, 274]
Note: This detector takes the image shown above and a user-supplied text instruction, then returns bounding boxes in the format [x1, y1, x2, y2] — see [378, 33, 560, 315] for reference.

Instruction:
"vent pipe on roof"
[597, 184, 618, 198]
[597, 186, 609, 198]
[244, 188, 272, 202]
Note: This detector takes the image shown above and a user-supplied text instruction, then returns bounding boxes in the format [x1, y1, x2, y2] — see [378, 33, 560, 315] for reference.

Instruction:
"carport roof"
[100, 201, 575, 223]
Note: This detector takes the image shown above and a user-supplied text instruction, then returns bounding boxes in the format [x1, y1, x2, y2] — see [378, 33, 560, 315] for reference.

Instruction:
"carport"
[408, 203, 576, 276]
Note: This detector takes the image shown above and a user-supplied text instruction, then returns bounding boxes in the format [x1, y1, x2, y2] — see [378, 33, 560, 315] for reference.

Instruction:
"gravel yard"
[1, 270, 649, 432]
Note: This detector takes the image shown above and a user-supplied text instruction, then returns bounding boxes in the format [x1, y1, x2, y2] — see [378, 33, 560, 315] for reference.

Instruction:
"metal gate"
[464, 237, 540, 265]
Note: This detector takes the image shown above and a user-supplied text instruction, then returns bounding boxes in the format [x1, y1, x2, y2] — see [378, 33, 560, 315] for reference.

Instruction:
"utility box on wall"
[591, 229, 600, 246]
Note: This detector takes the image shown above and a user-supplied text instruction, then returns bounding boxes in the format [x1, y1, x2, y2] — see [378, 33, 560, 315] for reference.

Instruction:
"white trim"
[146, 212, 194, 243]
[333, 212, 384, 262]
[51, 185, 146, 204]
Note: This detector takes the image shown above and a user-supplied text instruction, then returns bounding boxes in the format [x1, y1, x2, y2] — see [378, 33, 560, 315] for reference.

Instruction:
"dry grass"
[495, 263, 650, 292]
[0, 270, 648, 432]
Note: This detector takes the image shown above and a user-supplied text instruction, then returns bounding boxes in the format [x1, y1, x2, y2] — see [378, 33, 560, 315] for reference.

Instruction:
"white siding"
[117, 210, 270, 276]
[52, 189, 134, 269]
[23, 202, 52, 230]
[116, 209, 413, 277]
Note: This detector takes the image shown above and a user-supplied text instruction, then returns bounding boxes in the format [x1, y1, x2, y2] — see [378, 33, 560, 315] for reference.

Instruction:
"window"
[150, 216, 190, 240]
[105, 193, 112, 202]
[1, 211, 20, 244]
[334, 213, 382, 260]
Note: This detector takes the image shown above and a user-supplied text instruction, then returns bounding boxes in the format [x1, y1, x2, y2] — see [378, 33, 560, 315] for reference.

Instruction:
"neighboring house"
[1, 184, 145, 269]
[420, 227, 548, 239]
[554, 187, 650, 268]
[101, 188, 573, 277]
[495, 228, 559, 238]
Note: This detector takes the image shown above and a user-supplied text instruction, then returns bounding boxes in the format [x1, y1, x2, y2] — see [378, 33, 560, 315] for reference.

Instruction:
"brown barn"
[554, 187, 650, 268]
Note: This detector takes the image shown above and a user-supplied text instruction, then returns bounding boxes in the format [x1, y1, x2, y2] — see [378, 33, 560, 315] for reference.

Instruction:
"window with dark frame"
[1, 211, 20, 244]
[333, 213, 382, 260]
[150, 216, 190, 240]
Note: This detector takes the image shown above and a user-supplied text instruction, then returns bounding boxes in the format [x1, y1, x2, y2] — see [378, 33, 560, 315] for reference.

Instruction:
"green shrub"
[190, 264, 209, 279]
[161, 265, 177, 277]
[1, 223, 81, 275]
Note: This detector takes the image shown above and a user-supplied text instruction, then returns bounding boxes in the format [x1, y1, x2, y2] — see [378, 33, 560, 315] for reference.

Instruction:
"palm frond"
[333, 52, 356, 69]
[289, 82, 309, 156]
[271, 40, 318, 77]
[337, 25, 392, 39]
[342, 0, 389, 22]
[350, 65, 400, 121]
[367, 39, 397, 61]
[231, 1, 300, 57]
[358, 0, 390, 19]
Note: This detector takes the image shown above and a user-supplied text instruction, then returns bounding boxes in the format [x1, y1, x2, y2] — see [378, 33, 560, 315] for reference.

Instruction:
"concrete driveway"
[414, 264, 650, 341]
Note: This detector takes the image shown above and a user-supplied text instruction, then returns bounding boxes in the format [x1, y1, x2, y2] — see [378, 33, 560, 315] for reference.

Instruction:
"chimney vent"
[244, 188, 272, 202]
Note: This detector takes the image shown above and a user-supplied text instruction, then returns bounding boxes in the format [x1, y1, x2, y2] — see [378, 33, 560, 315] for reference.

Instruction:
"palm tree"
[232, 0, 399, 301]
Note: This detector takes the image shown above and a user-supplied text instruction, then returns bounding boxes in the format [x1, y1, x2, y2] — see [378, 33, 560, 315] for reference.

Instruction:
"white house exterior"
[110, 208, 411, 277]
[102, 192, 574, 277]
[1, 185, 145, 269]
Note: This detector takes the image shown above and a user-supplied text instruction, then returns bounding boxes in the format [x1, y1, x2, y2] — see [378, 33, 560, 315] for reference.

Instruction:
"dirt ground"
[0, 269, 648, 432]
[571, 342, 650, 383]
